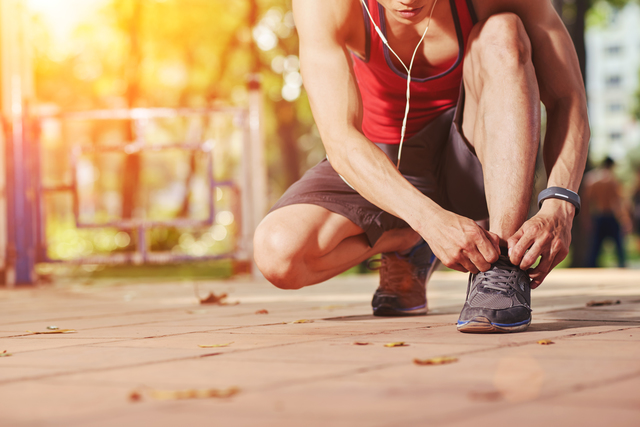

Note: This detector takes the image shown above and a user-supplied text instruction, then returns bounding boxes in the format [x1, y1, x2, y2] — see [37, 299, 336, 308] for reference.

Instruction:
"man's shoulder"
[293, 0, 361, 44]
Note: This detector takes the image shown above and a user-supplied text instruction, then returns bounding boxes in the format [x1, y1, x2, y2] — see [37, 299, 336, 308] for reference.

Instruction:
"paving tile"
[1, 269, 640, 426]
[432, 400, 640, 427]
[0, 337, 125, 353]
[0, 379, 141, 426]
[0, 345, 211, 384]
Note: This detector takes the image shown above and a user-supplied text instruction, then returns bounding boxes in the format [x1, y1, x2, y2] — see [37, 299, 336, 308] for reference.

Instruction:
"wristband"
[537, 187, 581, 215]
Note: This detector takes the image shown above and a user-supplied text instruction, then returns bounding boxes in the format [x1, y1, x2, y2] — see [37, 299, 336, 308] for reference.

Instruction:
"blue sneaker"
[371, 241, 438, 316]
[457, 255, 531, 333]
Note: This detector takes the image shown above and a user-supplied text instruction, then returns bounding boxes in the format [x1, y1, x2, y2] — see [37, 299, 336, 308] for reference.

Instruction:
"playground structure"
[0, 1, 267, 286]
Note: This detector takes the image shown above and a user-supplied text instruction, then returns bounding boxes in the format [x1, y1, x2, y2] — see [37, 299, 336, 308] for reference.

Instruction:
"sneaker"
[457, 255, 532, 333]
[371, 241, 438, 316]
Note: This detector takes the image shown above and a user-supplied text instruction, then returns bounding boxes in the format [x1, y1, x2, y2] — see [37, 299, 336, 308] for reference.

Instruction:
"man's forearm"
[325, 129, 441, 232]
[542, 97, 590, 195]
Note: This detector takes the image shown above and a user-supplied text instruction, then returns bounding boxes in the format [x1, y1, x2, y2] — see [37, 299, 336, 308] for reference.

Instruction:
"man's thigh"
[257, 203, 365, 258]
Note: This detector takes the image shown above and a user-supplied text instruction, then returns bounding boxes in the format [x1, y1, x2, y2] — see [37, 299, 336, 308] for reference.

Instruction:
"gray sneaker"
[457, 255, 532, 333]
[371, 241, 438, 316]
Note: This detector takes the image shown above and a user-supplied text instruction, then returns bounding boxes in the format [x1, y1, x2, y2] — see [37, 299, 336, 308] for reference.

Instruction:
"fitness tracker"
[537, 187, 581, 215]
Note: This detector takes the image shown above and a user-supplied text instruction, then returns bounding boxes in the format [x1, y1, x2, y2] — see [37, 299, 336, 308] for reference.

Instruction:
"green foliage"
[586, 0, 636, 28]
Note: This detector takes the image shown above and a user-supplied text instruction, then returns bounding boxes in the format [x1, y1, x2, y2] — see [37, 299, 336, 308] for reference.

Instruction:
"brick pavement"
[0, 269, 639, 427]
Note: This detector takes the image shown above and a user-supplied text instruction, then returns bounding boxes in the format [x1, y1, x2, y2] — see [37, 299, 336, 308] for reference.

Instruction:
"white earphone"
[359, 0, 438, 169]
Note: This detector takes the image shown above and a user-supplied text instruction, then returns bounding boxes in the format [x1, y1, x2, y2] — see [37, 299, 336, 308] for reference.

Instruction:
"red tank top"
[352, 0, 477, 144]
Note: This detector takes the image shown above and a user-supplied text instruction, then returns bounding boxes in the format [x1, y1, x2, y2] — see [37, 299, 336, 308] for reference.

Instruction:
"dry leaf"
[26, 329, 76, 335]
[255, 309, 269, 314]
[186, 309, 208, 315]
[291, 319, 314, 324]
[537, 339, 554, 345]
[586, 300, 620, 307]
[198, 292, 239, 306]
[0, 350, 12, 358]
[129, 391, 143, 402]
[353, 342, 371, 346]
[413, 356, 458, 365]
[384, 342, 408, 347]
[198, 342, 233, 348]
[149, 387, 240, 400]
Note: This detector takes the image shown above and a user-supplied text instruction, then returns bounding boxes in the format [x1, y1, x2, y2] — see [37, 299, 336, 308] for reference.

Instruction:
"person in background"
[631, 169, 640, 254]
[584, 157, 631, 268]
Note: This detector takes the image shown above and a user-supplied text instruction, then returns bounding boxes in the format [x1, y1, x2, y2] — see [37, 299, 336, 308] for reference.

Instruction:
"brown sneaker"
[371, 241, 438, 316]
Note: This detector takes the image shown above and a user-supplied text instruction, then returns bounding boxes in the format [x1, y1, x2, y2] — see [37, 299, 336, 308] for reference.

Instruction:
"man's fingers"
[509, 225, 541, 267]
[446, 262, 469, 273]
[467, 249, 490, 273]
[477, 230, 500, 264]
[507, 227, 524, 265]
[528, 252, 554, 280]
[520, 240, 545, 270]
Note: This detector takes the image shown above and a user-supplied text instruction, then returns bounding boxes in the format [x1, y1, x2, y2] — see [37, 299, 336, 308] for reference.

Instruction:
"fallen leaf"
[186, 309, 208, 315]
[149, 387, 240, 400]
[413, 356, 458, 365]
[537, 339, 554, 345]
[353, 342, 371, 346]
[586, 300, 621, 307]
[26, 329, 76, 335]
[384, 342, 408, 347]
[255, 309, 269, 314]
[198, 342, 233, 348]
[0, 350, 12, 358]
[291, 319, 314, 324]
[129, 391, 143, 402]
[198, 292, 239, 306]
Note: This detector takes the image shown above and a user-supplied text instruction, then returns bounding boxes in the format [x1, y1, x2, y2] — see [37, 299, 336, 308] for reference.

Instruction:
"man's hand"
[507, 199, 575, 289]
[423, 210, 501, 274]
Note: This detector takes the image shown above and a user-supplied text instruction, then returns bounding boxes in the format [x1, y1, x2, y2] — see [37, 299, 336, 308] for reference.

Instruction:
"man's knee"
[253, 220, 306, 290]
[469, 13, 532, 72]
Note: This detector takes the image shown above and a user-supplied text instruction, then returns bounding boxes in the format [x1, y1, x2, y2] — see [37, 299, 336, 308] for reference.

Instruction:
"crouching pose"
[254, 0, 589, 332]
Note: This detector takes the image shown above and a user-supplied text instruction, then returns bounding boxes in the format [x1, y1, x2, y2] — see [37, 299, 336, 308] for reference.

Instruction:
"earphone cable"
[360, 0, 439, 169]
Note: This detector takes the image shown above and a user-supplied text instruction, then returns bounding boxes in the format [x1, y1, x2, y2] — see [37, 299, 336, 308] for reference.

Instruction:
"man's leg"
[457, 13, 539, 333]
[461, 13, 540, 242]
[254, 204, 420, 289]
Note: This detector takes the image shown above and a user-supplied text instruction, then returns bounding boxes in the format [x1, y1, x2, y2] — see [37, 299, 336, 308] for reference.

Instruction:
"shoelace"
[477, 260, 520, 294]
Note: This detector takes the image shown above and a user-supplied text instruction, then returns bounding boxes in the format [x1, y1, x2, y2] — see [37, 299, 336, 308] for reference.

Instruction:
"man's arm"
[475, 0, 589, 286]
[293, 0, 499, 273]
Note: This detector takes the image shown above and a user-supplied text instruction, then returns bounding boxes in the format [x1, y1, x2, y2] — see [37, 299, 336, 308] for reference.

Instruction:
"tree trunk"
[553, 0, 590, 267]
[121, 0, 142, 221]
[276, 101, 300, 187]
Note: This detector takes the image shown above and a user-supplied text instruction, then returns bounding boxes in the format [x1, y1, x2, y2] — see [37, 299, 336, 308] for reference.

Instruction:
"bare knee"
[469, 13, 532, 73]
[253, 219, 307, 290]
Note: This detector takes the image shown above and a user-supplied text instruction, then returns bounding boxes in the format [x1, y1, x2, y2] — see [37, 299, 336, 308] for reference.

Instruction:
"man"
[584, 157, 631, 268]
[254, 0, 589, 333]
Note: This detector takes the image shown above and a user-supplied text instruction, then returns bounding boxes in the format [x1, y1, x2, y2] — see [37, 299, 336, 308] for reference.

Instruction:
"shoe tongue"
[495, 255, 516, 270]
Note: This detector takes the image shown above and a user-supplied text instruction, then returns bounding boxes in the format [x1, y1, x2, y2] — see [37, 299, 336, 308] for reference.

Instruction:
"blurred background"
[0, 0, 639, 286]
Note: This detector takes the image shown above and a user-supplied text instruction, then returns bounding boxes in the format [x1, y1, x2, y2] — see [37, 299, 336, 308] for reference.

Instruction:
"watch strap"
[537, 187, 581, 215]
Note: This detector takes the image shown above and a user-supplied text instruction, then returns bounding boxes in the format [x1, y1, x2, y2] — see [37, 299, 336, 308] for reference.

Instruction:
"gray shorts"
[270, 90, 488, 247]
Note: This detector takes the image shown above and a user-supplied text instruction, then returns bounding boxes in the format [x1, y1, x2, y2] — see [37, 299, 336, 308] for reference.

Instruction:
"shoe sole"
[456, 316, 530, 333]
[373, 305, 428, 317]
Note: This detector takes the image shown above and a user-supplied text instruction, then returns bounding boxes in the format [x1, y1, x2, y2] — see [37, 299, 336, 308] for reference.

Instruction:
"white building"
[586, 2, 640, 162]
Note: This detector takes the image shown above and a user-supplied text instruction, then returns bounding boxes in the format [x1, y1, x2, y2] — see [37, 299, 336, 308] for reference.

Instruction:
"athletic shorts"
[269, 88, 489, 247]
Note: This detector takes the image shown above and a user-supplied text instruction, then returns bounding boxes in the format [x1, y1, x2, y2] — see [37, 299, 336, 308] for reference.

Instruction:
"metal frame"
[33, 104, 262, 268]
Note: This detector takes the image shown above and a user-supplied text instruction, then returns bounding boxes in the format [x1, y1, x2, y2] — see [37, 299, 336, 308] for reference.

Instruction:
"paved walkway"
[1, 269, 639, 427]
